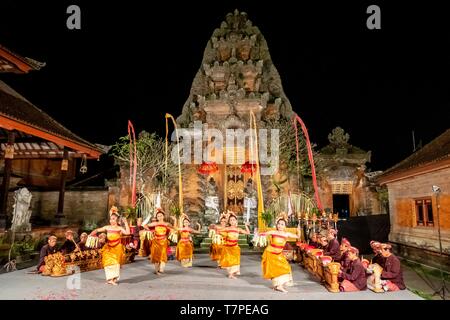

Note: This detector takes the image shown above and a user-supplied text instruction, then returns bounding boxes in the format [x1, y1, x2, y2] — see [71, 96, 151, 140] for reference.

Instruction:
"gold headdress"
[179, 213, 190, 227]
[227, 211, 237, 221]
[154, 207, 165, 216]
[219, 212, 228, 222]
[109, 206, 119, 217]
[275, 211, 288, 224]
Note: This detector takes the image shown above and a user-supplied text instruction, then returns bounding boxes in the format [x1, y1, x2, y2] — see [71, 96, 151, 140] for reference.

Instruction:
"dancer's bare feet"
[107, 280, 115, 285]
[228, 273, 237, 279]
[274, 286, 288, 293]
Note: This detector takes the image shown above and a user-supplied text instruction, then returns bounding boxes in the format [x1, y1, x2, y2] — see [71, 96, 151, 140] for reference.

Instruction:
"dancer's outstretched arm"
[238, 222, 251, 235]
[90, 226, 107, 236]
[120, 217, 131, 235]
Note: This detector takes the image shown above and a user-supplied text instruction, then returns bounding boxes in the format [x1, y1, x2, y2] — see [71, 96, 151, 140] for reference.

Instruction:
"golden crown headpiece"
[109, 206, 119, 216]
[179, 213, 190, 226]
[275, 211, 288, 224]
[227, 211, 237, 221]
[219, 212, 229, 222]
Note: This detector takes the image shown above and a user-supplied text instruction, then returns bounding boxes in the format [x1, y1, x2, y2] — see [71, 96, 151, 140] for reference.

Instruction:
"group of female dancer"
[90, 206, 300, 293]
[209, 211, 300, 292]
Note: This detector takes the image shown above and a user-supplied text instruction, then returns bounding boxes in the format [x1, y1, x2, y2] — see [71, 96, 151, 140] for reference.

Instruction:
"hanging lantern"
[79, 154, 88, 174]
[240, 161, 257, 174]
[198, 161, 218, 175]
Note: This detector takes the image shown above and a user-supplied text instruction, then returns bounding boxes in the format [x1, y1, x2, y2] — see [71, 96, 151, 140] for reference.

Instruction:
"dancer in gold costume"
[261, 212, 300, 293]
[219, 213, 250, 279]
[209, 213, 228, 267]
[90, 206, 130, 285]
[143, 209, 174, 275]
[175, 214, 201, 267]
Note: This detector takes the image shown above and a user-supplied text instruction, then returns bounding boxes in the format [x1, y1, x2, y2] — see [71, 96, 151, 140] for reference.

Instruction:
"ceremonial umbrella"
[198, 161, 218, 175]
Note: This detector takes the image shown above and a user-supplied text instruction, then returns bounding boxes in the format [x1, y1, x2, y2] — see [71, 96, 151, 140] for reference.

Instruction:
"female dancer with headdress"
[219, 212, 250, 279]
[90, 206, 130, 285]
[143, 209, 174, 275]
[261, 212, 300, 293]
[175, 214, 201, 267]
[209, 213, 228, 267]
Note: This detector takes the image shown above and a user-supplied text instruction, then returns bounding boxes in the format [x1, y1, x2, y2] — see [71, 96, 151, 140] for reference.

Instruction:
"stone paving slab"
[0, 254, 421, 300]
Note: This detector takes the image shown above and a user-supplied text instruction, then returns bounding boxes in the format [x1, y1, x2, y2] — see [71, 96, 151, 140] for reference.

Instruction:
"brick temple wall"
[386, 167, 450, 256]
[7, 188, 110, 227]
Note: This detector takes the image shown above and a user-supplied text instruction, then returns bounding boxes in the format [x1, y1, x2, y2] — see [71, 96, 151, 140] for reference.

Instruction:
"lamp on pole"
[432, 185, 449, 300]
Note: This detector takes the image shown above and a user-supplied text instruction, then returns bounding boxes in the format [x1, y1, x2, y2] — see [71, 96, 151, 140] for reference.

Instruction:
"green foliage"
[82, 219, 98, 232]
[263, 118, 321, 178]
[124, 207, 137, 225]
[110, 131, 180, 191]
[261, 209, 275, 227]
[170, 203, 181, 218]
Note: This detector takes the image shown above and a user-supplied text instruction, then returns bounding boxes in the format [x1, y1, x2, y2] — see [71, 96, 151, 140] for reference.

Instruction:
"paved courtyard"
[0, 254, 421, 300]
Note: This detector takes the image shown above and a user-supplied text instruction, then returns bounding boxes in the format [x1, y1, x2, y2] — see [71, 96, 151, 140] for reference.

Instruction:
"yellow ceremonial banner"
[249, 111, 265, 230]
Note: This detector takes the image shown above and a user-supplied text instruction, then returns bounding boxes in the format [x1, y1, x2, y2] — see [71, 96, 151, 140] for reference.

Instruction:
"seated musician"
[59, 230, 77, 254]
[77, 232, 88, 251]
[318, 236, 328, 250]
[337, 238, 352, 272]
[133, 217, 144, 250]
[370, 241, 385, 266]
[36, 235, 58, 273]
[323, 229, 340, 261]
[379, 243, 406, 291]
[339, 246, 367, 292]
[309, 233, 320, 248]
[96, 233, 107, 249]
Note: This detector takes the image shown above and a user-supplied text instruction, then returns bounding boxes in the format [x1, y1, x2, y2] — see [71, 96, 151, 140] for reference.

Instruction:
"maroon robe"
[381, 254, 405, 290]
[324, 238, 340, 260]
[338, 251, 352, 272]
[309, 241, 320, 248]
[371, 253, 385, 267]
[342, 259, 367, 290]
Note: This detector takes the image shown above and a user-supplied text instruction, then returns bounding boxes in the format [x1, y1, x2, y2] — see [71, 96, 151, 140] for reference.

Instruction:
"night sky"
[0, 1, 449, 171]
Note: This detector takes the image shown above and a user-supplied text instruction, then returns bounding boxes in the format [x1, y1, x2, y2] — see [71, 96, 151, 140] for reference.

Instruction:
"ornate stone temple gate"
[175, 10, 297, 228]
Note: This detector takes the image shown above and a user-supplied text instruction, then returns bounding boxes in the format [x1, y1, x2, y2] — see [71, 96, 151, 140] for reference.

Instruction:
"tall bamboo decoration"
[292, 113, 322, 210]
[128, 120, 137, 208]
[165, 113, 183, 212]
[250, 111, 265, 230]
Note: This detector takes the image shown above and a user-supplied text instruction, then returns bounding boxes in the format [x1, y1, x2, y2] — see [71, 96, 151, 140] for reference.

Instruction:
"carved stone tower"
[176, 10, 295, 224]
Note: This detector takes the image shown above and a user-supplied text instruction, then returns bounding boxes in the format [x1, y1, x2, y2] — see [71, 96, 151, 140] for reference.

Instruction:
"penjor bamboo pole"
[250, 111, 265, 230]
[165, 113, 183, 212]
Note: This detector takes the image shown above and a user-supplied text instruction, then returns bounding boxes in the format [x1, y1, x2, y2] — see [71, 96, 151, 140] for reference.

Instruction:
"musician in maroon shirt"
[370, 241, 385, 267]
[309, 233, 320, 248]
[324, 229, 340, 260]
[380, 243, 406, 291]
[337, 238, 352, 272]
[339, 246, 367, 292]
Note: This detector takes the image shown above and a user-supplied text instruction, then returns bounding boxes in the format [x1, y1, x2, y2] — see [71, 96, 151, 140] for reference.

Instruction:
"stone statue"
[11, 187, 32, 232]
[206, 177, 219, 197]
[328, 127, 350, 148]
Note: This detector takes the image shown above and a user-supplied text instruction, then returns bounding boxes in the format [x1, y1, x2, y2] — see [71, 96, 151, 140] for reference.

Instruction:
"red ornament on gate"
[198, 161, 218, 175]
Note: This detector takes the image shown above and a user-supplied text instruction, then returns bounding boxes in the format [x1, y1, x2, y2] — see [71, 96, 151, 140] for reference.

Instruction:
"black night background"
[0, 0, 449, 171]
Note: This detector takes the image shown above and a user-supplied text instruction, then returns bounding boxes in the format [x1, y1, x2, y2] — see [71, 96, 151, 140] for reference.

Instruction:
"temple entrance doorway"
[225, 165, 244, 214]
[333, 194, 350, 219]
